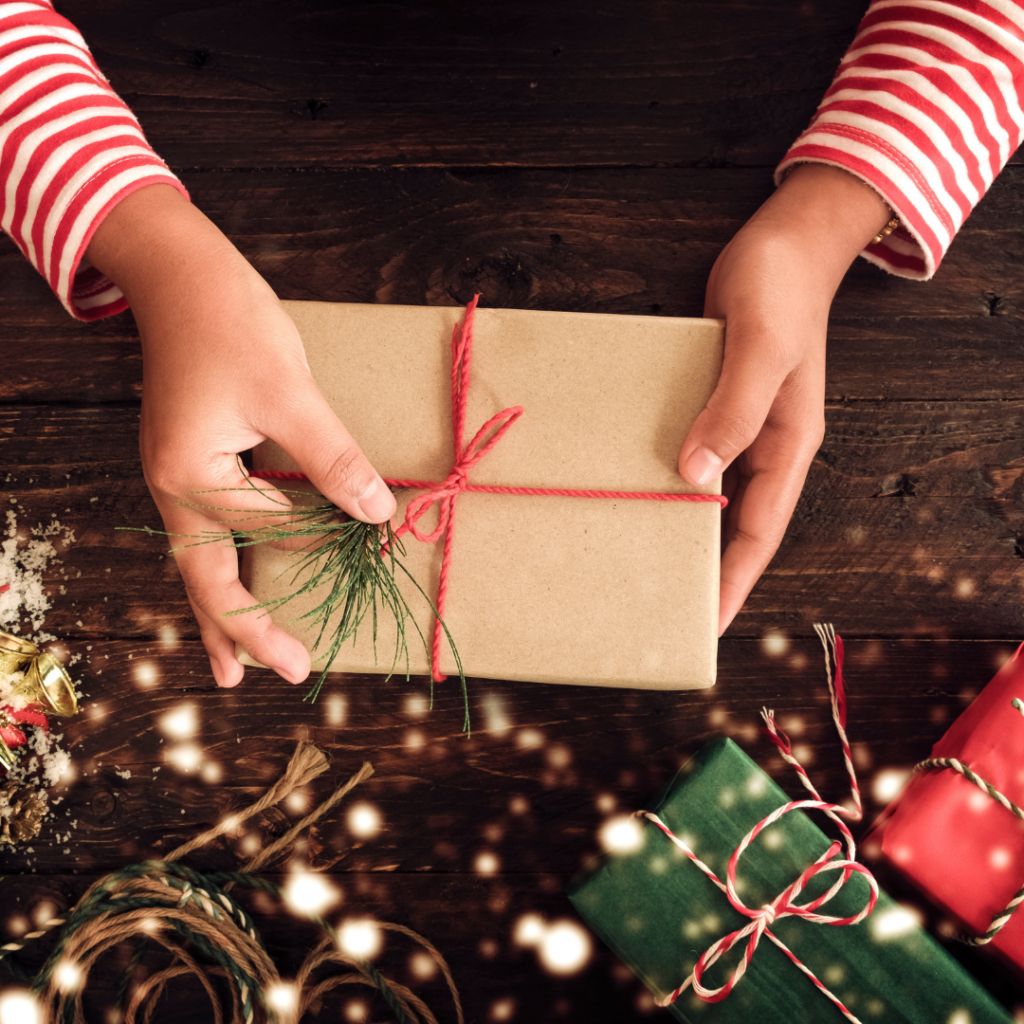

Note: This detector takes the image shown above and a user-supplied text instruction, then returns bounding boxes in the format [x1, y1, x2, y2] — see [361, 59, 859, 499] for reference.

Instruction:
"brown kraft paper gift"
[239, 301, 724, 690]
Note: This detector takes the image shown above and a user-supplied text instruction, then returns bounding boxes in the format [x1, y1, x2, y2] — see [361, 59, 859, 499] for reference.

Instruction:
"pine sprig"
[126, 486, 469, 731]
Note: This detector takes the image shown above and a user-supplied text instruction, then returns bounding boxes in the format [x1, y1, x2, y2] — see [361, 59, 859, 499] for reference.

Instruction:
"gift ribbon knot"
[637, 626, 879, 1024]
[252, 295, 727, 683]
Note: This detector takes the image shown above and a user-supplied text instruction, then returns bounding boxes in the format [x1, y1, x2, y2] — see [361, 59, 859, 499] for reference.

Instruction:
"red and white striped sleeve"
[0, 0, 187, 320]
[776, 1, 1024, 280]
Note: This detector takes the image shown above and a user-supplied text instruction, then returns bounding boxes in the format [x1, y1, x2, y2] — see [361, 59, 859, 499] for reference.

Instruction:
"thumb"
[678, 323, 786, 485]
[273, 388, 397, 523]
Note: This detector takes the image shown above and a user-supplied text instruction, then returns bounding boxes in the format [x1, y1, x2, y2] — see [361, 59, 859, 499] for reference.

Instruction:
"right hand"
[86, 185, 396, 688]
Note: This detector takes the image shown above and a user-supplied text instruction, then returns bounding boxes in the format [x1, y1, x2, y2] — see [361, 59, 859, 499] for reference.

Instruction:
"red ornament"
[0, 705, 49, 752]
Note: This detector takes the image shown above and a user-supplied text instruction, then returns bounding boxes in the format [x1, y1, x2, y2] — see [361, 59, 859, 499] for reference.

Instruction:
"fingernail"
[358, 476, 396, 522]
[683, 447, 723, 486]
[273, 661, 308, 686]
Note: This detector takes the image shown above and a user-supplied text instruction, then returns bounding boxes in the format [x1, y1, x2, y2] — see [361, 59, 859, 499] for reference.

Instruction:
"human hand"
[86, 185, 396, 687]
[678, 164, 892, 635]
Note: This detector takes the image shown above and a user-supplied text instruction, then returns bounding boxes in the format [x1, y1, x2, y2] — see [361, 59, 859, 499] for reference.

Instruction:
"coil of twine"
[0, 742, 462, 1024]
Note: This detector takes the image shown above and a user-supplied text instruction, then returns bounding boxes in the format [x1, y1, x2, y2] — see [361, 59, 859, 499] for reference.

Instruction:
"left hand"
[678, 164, 893, 634]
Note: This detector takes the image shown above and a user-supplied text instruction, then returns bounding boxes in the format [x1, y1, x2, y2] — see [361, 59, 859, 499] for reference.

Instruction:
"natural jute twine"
[0, 742, 463, 1024]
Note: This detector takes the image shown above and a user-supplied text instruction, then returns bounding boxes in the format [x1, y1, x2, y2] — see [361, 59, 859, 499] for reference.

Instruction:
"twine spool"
[1, 742, 463, 1024]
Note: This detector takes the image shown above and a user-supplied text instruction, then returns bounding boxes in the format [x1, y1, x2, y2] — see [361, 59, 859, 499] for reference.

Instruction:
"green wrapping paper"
[567, 740, 1012, 1024]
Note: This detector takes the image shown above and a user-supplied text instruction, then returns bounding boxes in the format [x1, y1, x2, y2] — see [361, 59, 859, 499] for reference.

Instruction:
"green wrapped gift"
[568, 739, 1012, 1024]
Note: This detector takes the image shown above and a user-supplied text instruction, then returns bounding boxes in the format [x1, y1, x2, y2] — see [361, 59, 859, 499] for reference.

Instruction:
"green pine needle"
[122, 486, 469, 733]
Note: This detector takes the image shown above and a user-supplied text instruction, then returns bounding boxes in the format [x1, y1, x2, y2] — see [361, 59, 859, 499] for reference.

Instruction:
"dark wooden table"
[3, 1, 1023, 1020]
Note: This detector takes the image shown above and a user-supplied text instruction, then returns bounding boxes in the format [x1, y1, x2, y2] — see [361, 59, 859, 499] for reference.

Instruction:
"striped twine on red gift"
[252, 296, 727, 682]
[635, 625, 877, 1023]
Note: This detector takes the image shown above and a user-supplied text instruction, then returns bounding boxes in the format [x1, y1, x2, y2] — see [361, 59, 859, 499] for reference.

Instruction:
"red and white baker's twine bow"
[635, 625, 877, 1023]
[252, 295, 727, 682]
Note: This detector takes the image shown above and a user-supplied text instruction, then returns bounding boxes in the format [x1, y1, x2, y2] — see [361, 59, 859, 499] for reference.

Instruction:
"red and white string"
[635, 625, 876, 1022]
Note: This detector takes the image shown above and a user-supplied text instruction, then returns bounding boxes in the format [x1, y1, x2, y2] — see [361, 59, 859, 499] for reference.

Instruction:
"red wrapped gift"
[867, 641, 1024, 976]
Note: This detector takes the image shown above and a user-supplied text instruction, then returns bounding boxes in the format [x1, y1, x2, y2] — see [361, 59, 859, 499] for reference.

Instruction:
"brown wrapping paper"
[239, 302, 724, 689]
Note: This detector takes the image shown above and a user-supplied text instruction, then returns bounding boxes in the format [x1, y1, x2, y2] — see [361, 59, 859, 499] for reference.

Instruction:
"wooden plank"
[1, 401, 1022, 638]
[0, 638, 1015, 878]
[55, 0, 880, 170]
[1, 167, 1022, 402]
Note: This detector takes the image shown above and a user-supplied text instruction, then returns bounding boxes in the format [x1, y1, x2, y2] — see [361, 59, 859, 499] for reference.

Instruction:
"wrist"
[755, 163, 892, 289]
[85, 184, 251, 310]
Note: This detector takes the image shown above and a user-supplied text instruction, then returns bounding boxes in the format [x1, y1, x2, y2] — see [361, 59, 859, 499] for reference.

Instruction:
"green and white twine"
[912, 696, 1024, 948]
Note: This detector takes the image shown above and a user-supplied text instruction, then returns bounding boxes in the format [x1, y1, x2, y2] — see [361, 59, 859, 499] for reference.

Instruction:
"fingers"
[678, 314, 792, 488]
[716, 380, 825, 635]
[273, 388, 396, 525]
[163, 503, 312, 687]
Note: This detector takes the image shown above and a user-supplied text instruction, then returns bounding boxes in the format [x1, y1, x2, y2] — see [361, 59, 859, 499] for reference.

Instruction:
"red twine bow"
[253, 296, 728, 682]
[636, 628, 877, 1024]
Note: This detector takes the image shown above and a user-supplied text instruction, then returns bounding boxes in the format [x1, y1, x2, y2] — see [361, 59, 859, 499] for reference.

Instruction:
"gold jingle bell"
[0, 732, 17, 771]
[0, 630, 78, 718]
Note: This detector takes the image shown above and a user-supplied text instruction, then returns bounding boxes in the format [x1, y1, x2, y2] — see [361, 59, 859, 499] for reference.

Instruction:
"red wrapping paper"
[868, 641, 1024, 975]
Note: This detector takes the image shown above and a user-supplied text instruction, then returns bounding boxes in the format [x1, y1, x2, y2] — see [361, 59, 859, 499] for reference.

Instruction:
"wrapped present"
[568, 628, 1013, 1024]
[239, 299, 725, 690]
[867, 641, 1024, 978]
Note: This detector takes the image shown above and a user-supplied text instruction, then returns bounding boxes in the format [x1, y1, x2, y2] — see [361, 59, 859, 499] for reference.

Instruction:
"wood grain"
[52, 0, 885, 170]
[2, 2, 1023, 1019]
[2, 401, 1022, 638]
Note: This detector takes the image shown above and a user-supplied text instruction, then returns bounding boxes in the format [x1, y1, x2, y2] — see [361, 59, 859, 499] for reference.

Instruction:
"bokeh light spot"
[871, 904, 923, 941]
[348, 802, 382, 839]
[762, 630, 788, 656]
[871, 768, 910, 805]
[159, 702, 197, 740]
[538, 920, 592, 975]
[513, 913, 546, 947]
[338, 919, 382, 959]
[284, 869, 340, 916]
[599, 815, 644, 854]
[0, 990, 40, 1024]
[133, 661, 159, 689]
[474, 851, 500, 876]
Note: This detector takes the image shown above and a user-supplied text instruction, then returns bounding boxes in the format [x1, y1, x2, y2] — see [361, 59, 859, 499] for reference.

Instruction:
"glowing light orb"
[344, 999, 368, 1022]
[513, 913, 547, 947]
[595, 793, 616, 814]
[348, 802, 382, 839]
[404, 729, 425, 751]
[158, 624, 178, 649]
[201, 760, 223, 784]
[0, 989, 41, 1024]
[285, 790, 310, 815]
[53, 959, 83, 994]
[508, 795, 529, 816]
[409, 950, 437, 980]
[745, 774, 767, 798]
[516, 729, 543, 750]
[947, 1012, 972, 1024]
[284, 870, 340, 916]
[404, 694, 428, 717]
[968, 790, 992, 813]
[871, 768, 910, 805]
[870, 904, 923, 941]
[266, 982, 298, 1013]
[538, 920, 592, 975]
[990, 847, 1012, 871]
[474, 851, 500, 876]
[133, 661, 159, 689]
[483, 694, 510, 735]
[338, 919, 382, 959]
[166, 742, 202, 774]
[325, 693, 347, 726]
[30, 901, 59, 928]
[761, 828, 782, 851]
[762, 630, 788, 656]
[489, 997, 515, 1022]
[546, 745, 571, 769]
[955, 579, 975, 599]
[599, 815, 644, 854]
[159, 702, 197, 740]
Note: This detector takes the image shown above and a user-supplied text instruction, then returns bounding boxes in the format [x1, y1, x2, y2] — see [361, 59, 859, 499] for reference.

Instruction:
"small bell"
[0, 729, 18, 772]
[17, 654, 77, 718]
[0, 631, 77, 718]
